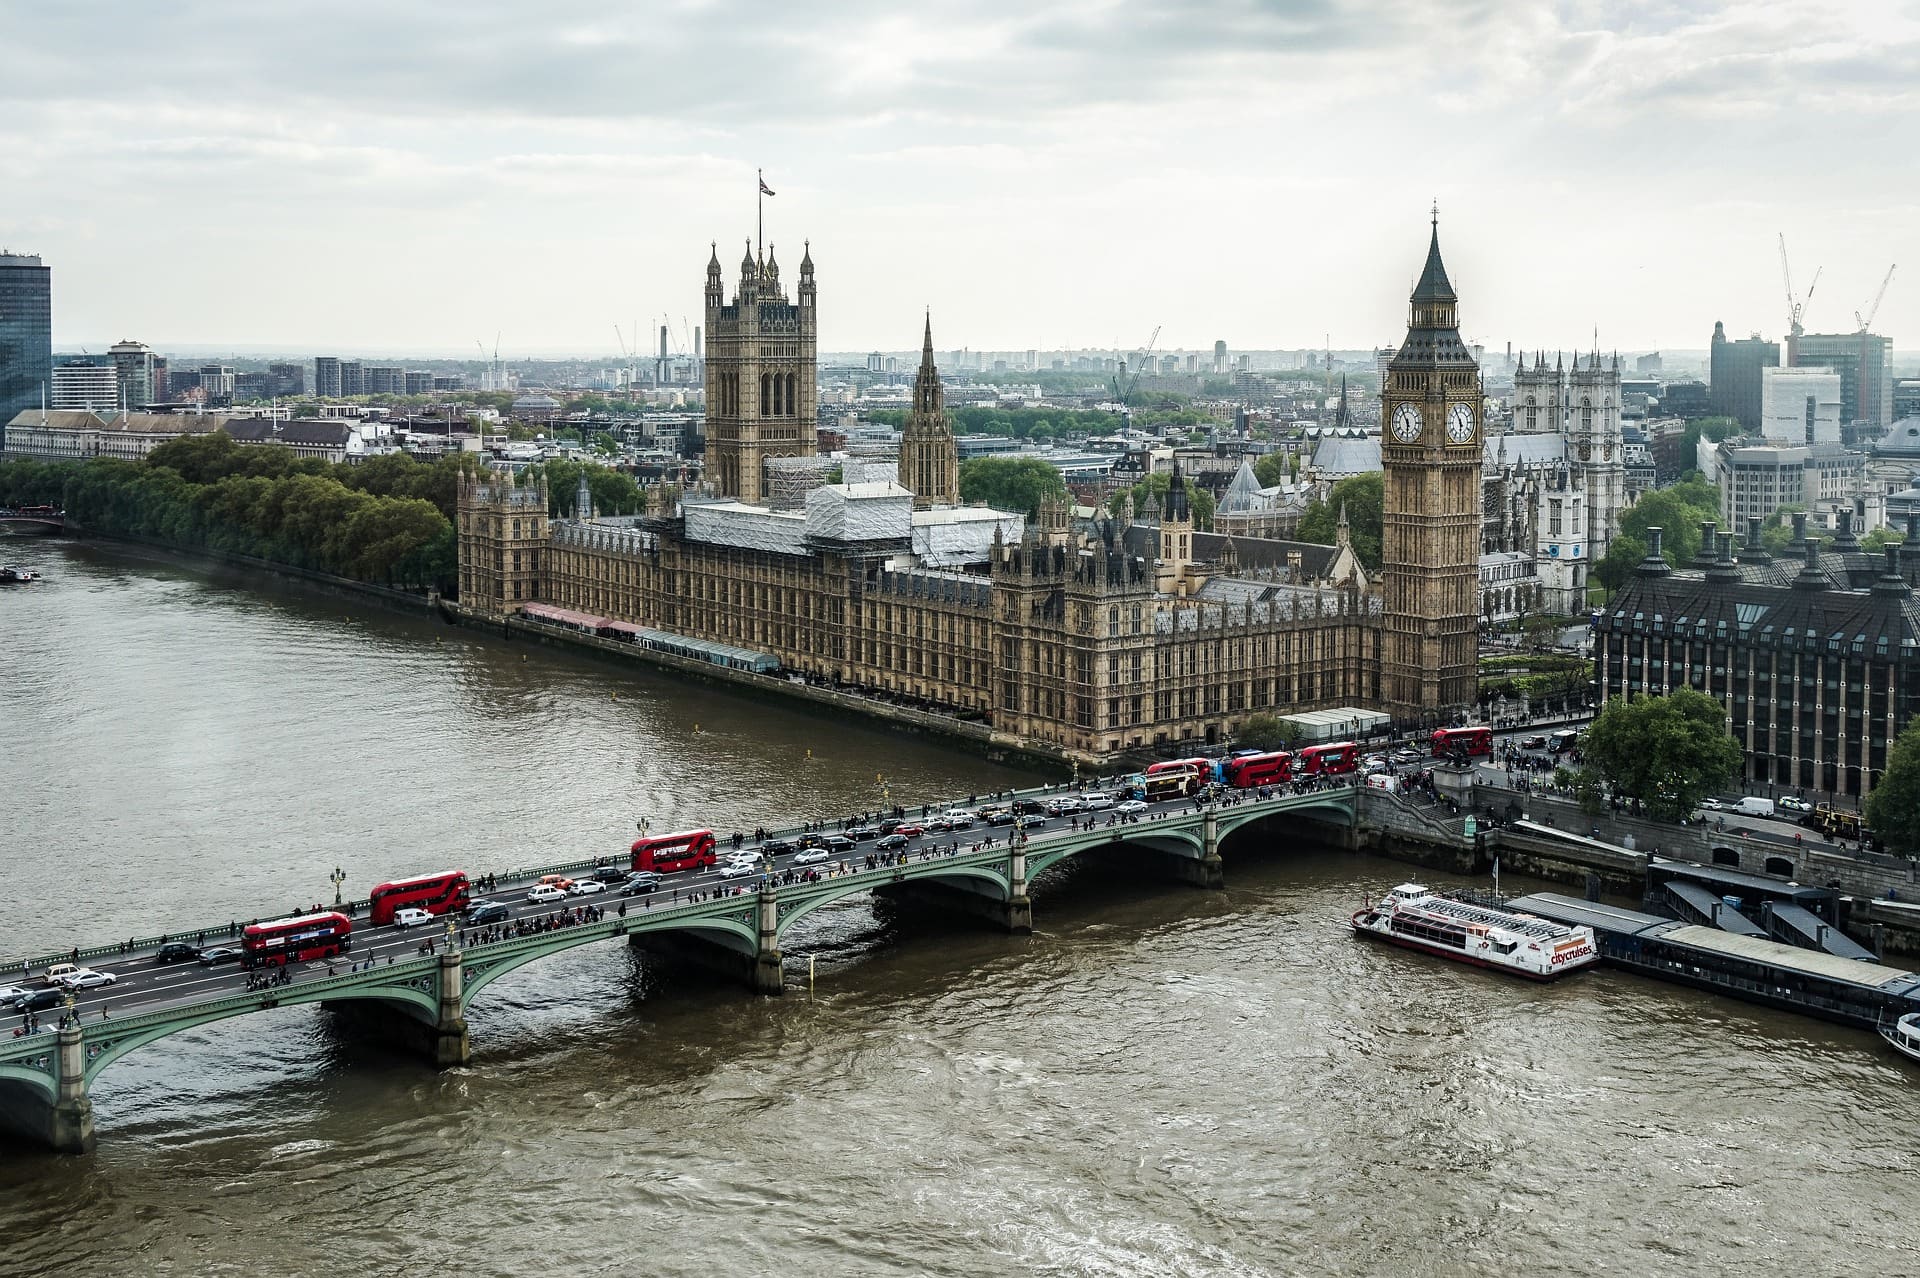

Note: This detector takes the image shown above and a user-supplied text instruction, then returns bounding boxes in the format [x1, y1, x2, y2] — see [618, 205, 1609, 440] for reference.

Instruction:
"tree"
[1521, 613, 1560, 653]
[1109, 469, 1216, 530]
[958, 456, 1067, 516]
[1861, 527, 1907, 553]
[1253, 453, 1288, 487]
[1867, 722, 1920, 856]
[1234, 714, 1298, 751]
[1578, 689, 1743, 822]
[1295, 472, 1382, 569]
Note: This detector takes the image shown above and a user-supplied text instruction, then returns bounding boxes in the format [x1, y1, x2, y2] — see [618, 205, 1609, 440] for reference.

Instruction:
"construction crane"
[1778, 232, 1821, 345]
[1856, 264, 1896, 333]
[1110, 324, 1162, 410]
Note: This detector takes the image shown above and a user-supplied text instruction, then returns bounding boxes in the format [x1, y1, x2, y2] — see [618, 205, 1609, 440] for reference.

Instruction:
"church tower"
[702, 239, 818, 504]
[1379, 213, 1482, 723]
[899, 313, 959, 508]
[1569, 350, 1625, 570]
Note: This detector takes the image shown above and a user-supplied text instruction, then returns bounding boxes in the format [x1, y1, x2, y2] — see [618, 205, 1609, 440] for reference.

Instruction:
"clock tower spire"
[1379, 212, 1481, 725]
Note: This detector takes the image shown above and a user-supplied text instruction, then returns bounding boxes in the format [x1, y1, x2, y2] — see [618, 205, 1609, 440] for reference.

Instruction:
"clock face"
[1446, 403, 1476, 444]
[1390, 403, 1423, 443]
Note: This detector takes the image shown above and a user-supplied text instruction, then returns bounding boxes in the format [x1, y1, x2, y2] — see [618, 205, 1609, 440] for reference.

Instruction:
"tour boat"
[1881, 1011, 1920, 1064]
[0, 566, 42, 585]
[1350, 883, 1599, 980]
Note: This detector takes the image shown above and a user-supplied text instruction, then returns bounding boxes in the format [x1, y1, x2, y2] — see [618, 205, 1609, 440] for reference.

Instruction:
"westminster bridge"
[0, 782, 1361, 1154]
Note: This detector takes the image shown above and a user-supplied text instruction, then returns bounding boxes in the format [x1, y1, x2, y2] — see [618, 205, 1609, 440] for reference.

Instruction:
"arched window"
[761, 373, 771, 415]
[1108, 607, 1119, 637]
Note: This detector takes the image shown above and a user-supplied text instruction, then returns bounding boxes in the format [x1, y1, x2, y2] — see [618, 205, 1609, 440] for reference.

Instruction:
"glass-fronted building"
[0, 253, 52, 429]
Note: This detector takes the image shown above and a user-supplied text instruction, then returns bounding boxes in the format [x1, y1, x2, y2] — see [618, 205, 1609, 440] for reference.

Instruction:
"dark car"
[591, 866, 629, 884]
[846, 826, 881, 842]
[986, 811, 1017, 827]
[1015, 814, 1048, 830]
[16, 988, 65, 1013]
[874, 833, 908, 852]
[822, 834, 856, 854]
[621, 872, 661, 897]
[197, 946, 244, 968]
[1012, 799, 1048, 815]
[878, 818, 903, 835]
[466, 901, 511, 925]
[796, 833, 828, 851]
[1519, 734, 1549, 751]
[154, 942, 199, 965]
[763, 837, 797, 856]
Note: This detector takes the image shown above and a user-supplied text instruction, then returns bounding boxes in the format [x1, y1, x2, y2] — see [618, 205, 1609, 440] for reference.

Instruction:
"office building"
[1708, 322, 1778, 432]
[1795, 331, 1893, 432]
[109, 340, 158, 409]
[339, 360, 365, 397]
[269, 363, 305, 397]
[314, 357, 342, 398]
[1759, 366, 1843, 445]
[50, 359, 116, 412]
[0, 252, 52, 427]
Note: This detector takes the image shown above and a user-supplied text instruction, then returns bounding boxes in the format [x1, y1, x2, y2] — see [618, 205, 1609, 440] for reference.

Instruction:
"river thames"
[0, 537, 1915, 1277]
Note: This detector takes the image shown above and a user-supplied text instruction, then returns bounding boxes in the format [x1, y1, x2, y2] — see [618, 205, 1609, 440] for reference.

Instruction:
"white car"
[1777, 796, 1815, 814]
[0, 985, 33, 1006]
[393, 907, 434, 928]
[792, 848, 830, 866]
[1697, 798, 1727, 811]
[60, 969, 117, 990]
[1115, 799, 1148, 815]
[941, 809, 975, 823]
[566, 879, 606, 896]
[526, 884, 566, 904]
[718, 862, 760, 880]
[1081, 792, 1114, 810]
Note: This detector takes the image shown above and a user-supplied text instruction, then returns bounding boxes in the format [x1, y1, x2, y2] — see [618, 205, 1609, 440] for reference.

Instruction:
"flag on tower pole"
[757, 170, 775, 261]
[759, 174, 776, 197]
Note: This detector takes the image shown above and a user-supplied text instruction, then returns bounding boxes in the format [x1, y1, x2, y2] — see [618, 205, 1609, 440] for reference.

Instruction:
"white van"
[1082, 792, 1115, 810]
[1733, 796, 1776, 819]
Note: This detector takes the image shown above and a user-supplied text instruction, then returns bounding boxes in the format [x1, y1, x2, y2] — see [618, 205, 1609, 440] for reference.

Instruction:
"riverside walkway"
[0, 781, 1358, 1153]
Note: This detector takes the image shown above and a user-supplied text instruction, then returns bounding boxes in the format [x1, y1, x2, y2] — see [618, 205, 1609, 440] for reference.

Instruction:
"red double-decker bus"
[1430, 726, 1493, 758]
[1224, 751, 1292, 788]
[631, 829, 718, 874]
[368, 871, 471, 926]
[1297, 742, 1359, 776]
[242, 912, 352, 968]
[1147, 757, 1212, 780]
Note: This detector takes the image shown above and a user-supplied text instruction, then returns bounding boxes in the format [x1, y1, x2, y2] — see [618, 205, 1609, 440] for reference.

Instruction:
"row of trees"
[0, 435, 479, 589]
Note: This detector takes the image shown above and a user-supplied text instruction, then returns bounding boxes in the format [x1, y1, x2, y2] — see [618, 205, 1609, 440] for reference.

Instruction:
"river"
[0, 537, 1915, 1277]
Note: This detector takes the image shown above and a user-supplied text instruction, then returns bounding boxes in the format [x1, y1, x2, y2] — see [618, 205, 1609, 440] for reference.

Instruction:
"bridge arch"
[774, 866, 1015, 941]
[1028, 829, 1203, 880]
[460, 910, 761, 1004]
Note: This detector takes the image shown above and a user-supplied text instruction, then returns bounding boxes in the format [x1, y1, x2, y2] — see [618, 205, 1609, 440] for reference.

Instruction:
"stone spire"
[899, 311, 958, 509]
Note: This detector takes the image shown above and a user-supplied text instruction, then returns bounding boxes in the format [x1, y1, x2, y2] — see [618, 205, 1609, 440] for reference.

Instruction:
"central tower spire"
[899, 311, 958, 509]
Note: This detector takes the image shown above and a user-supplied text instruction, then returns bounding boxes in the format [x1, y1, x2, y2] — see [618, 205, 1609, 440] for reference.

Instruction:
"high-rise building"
[314, 357, 341, 398]
[702, 240, 817, 503]
[196, 364, 236, 407]
[1759, 366, 1843, 445]
[339, 360, 365, 397]
[269, 362, 305, 397]
[0, 252, 52, 426]
[404, 371, 434, 395]
[109, 340, 158, 409]
[1380, 215, 1482, 722]
[1213, 340, 1227, 373]
[1708, 321, 1778, 432]
[50, 358, 116, 412]
[366, 365, 404, 395]
[1795, 331, 1893, 432]
[898, 315, 959, 510]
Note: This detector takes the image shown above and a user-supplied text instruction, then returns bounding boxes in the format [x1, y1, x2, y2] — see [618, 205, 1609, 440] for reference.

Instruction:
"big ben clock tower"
[1380, 211, 1481, 724]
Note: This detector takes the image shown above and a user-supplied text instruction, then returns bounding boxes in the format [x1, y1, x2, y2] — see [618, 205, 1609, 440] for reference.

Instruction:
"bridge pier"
[1170, 806, 1225, 890]
[753, 885, 784, 996]
[324, 951, 469, 1069]
[0, 1025, 94, 1155]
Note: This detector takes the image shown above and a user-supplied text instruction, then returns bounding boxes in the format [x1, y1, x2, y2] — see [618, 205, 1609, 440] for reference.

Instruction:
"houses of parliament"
[458, 224, 1485, 758]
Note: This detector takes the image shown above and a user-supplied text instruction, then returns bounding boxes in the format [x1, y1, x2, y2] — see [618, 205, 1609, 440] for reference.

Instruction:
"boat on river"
[1350, 883, 1599, 980]
[0, 566, 43, 585]
[1881, 1012, 1920, 1064]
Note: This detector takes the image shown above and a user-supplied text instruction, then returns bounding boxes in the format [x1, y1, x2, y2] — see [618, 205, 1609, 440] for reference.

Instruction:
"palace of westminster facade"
[458, 227, 1488, 757]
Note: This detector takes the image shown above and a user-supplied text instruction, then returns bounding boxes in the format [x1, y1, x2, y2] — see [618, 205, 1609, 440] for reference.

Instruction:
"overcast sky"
[3, 0, 1912, 358]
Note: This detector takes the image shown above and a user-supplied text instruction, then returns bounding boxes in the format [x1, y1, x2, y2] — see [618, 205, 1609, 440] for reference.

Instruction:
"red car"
[894, 824, 924, 839]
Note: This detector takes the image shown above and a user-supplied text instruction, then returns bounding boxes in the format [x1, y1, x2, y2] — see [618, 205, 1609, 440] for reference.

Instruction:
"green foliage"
[1867, 721, 1920, 856]
[1295, 472, 1382, 569]
[1594, 473, 1726, 594]
[1521, 613, 1560, 652]
[1108, 469, 1216, 530]
[1, 437, 459, 589]
[1861, 528, 1907, 553]
[1234, 714, 1295, 751]
[1253, 453, 1287, 487]
[524, 457, 645, 518]
[958, 457, 1068, 516]
[1579, 689, 1744, 822]
[1679, 415, 1741, 463]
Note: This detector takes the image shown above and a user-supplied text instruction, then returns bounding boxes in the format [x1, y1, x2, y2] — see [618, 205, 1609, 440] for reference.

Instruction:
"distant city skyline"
[3, 1, 1912, 354]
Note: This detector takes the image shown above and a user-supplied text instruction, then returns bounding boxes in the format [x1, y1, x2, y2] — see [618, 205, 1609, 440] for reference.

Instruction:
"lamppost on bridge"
[330, 866, 346, 907]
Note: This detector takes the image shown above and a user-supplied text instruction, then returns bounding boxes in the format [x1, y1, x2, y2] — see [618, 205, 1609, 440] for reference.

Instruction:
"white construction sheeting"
[911, 505, 1024, 567]
[682, 499, 811, 555]
[806, 481, 913, 542]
